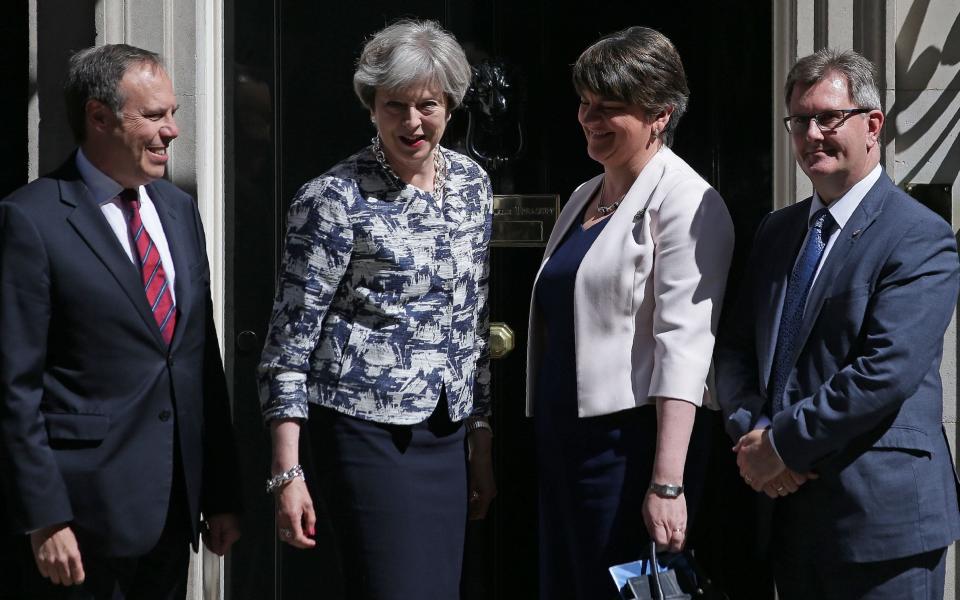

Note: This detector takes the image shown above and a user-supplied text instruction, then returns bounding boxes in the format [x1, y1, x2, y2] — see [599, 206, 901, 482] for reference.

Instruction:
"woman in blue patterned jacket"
[257, 19, 495, 599]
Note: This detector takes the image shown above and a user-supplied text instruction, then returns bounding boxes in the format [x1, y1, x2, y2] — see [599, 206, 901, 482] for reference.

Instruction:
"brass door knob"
[489, 322, 516, 359]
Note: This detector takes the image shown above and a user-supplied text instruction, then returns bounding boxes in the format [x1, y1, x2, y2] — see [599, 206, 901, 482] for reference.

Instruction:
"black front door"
[224, 3, 772, 599]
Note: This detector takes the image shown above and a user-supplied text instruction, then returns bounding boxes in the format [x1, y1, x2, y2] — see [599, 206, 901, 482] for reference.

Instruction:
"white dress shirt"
[75, 149, 177, 303]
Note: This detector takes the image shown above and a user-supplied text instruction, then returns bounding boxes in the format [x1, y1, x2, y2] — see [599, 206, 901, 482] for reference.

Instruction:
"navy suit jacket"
[0, 154, 241, 557]
[716, 172, 960, 562]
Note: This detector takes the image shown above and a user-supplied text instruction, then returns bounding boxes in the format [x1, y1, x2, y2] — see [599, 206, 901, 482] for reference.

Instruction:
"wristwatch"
[648, 482, 684, 498]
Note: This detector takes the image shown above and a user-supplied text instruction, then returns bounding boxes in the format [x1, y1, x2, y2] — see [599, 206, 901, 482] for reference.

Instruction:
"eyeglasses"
[782, 108, 872, 134]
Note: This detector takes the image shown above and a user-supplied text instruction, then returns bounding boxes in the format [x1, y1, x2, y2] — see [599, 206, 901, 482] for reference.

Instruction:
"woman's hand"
[646, 397, 696, 553]
[269, 418, 315, 548]
[643, 491, 687, 553]
[467, 428, 497, 520]
[275, 478, 316, 548]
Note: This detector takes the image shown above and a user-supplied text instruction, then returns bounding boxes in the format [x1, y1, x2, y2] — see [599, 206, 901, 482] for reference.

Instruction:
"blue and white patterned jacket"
[259, 145, 492, 425]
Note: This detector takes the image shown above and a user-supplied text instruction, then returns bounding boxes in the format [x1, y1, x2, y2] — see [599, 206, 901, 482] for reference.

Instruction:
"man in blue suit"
[716, 48, 960, 598]
[0, 44, 241, 598]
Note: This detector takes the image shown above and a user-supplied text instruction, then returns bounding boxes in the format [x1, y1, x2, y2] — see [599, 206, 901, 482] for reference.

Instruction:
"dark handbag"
[618, 541, 727, 600]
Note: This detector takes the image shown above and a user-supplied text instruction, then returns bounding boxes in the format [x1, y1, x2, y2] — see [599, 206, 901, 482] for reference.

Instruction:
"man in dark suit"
[716, 48, 960, 599]
[0, 44, 241, 598]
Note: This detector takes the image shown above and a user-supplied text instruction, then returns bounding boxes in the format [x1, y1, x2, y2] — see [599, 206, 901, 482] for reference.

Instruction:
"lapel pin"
[851, 228, 862, 238]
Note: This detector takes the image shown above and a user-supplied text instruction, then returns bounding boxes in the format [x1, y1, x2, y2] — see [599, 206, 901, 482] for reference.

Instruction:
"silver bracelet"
[464, 418, 493, 436]
[265, 464, 305, 494]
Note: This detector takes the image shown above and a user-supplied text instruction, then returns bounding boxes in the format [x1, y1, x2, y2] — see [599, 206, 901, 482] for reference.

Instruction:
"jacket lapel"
[147, 182, 193, 352]
[59, 160, 164, 344]
[542, 175, 601, 259]
[760, 202, 811, 386]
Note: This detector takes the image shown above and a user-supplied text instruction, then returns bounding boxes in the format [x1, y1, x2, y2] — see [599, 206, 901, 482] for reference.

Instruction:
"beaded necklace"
[372, 135, 446, 202]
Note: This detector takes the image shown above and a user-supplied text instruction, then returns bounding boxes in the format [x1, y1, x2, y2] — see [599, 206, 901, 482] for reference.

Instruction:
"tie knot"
[119, 188, 140, 208]
[811, 207, 835, 234]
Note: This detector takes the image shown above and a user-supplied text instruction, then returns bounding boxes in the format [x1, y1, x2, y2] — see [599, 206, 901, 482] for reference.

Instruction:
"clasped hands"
[733, 428, 816, 498]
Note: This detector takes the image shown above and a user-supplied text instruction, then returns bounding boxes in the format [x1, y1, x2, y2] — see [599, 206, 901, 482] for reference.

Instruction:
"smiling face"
[788, 72, 883, 202]
[577, 91, 670, 175]
[371, 82, 449, 180]
[86, 62, 179, 188]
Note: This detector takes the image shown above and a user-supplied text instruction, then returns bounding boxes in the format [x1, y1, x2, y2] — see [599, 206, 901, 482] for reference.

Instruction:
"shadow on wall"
[887, 0, 960, 186]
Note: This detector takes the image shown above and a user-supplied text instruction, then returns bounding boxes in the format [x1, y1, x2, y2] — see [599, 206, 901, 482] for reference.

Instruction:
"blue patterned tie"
[769, 208, 836, 413]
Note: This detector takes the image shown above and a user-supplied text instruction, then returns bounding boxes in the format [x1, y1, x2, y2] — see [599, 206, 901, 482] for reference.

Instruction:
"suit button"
[167, 356, 175, 367]
[158, 410, 172, 422]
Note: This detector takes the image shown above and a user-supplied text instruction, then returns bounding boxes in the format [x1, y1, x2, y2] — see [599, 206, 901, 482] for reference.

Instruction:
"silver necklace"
[596, 177, 624, 216]
[371, 135, 446, 202]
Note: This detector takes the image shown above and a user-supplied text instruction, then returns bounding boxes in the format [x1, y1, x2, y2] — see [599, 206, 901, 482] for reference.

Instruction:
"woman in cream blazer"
[527, 27, 734, 599]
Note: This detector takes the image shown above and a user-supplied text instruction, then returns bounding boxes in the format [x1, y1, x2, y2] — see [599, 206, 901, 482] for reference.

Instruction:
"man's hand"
[761, 468, 819, 498]
[30, 524, 84, 586]
[202, 513, 242, 556]
[733, 428, 785, 491]
[467, 428, 497, 520]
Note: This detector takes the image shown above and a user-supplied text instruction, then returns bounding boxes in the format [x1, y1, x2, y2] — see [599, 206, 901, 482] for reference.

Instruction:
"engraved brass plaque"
[491, 194, 560, 247]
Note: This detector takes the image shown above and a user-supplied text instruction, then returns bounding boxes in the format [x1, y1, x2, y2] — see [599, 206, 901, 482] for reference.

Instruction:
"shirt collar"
[809, 163, 882, 230]
[75, 148, 139, 205]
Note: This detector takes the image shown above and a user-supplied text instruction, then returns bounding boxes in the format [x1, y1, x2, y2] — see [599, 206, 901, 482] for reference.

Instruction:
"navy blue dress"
[533, 214, 709, 600]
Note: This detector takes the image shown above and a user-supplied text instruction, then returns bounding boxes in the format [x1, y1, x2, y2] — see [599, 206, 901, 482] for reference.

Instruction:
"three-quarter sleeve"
[469, 174, 493, 417]
[647, 182, 734, 405]
[258, 178, 353, 422]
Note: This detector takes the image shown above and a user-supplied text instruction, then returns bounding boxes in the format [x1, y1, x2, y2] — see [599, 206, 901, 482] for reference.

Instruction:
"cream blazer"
[526, 147, 734, 417]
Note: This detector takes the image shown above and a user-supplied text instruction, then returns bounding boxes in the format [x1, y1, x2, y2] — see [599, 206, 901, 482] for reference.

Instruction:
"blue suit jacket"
[0, 155, 241, 556]
[716, 172, 960, 562]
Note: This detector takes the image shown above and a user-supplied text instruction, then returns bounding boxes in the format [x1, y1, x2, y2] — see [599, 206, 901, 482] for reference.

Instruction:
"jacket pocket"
[44, 412, 110, 441]
[871, 425, 933, 456]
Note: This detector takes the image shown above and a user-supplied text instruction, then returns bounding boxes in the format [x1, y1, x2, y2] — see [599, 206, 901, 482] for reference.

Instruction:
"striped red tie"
[121, 188, 177, 345]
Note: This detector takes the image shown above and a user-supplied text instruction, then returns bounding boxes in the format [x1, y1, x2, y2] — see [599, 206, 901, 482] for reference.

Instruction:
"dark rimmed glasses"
[782, 108, 872, 134]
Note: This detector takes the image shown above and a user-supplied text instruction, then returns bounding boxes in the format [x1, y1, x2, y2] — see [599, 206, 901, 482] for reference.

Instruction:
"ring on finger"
[470, 490, 480, 501]
[745, 476, 753, 484]
[776, 485, 785, 493]
[672, 527, 684, 534]
[278, 527, 293, 539]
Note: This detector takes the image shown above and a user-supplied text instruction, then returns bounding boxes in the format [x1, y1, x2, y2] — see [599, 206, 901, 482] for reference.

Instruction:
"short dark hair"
[64, 44, 164, 143]
[572, 26, 689, 146]
[353, 19, 471, 111]
[784, 48, 881, 110]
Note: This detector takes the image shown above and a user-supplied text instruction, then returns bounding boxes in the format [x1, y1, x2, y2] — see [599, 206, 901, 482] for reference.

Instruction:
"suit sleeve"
[715, 213, 774, 440]
[258, 179, 353, 422]
[188, 202, 243, 516]
[0, 201, 74, 532]
[469, 173, 492, 418]
[647, 183, 735, 405]
[773, 215, 960, 472]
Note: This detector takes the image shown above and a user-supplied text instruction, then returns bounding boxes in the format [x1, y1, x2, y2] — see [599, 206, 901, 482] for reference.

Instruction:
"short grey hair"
[572, 26, 689, 147]
[353, 19, 471, 111]
[784, 48, 882, 110]
[64, 44, 165, 143]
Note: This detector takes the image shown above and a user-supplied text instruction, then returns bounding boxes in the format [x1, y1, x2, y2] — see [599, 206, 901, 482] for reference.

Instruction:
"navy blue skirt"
[306, 397, 467, 600]
[533, 216, 711, 599]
